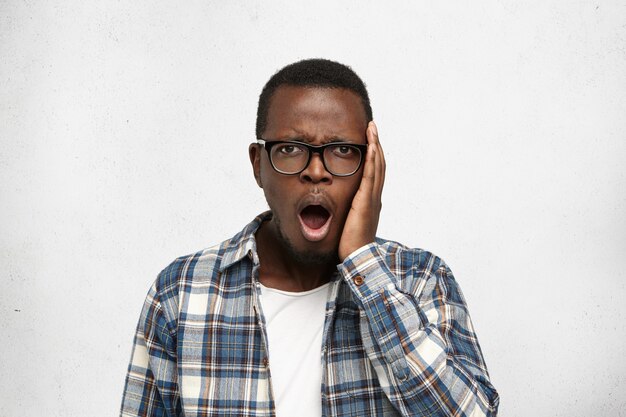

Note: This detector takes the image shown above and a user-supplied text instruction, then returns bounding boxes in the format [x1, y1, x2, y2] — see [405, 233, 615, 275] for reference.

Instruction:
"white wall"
[1, 1, 625, 415]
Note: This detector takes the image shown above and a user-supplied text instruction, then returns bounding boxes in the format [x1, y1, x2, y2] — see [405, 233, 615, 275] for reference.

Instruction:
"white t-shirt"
[259, 282, 329, 417]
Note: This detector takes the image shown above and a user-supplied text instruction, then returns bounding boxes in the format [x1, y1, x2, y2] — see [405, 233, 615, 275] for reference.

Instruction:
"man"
[120, 59, 499, 416]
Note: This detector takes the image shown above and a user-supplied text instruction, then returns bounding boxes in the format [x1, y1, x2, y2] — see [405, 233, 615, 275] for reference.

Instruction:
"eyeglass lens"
[270, 143, 362, 175]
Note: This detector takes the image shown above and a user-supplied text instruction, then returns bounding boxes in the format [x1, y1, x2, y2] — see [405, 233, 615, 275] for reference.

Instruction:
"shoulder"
[149, 212, 265, 306]
[147, 239, 232, 319]
[154, 240, 231, 295]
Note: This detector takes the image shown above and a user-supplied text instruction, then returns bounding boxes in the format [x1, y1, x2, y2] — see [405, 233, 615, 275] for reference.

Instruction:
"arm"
[338, 122, 498, 415]
[338, 244, 499, 416]
[120, 280, 181, 417]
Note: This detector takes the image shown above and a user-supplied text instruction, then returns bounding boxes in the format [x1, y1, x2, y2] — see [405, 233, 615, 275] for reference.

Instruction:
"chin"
[279, 225, 339, 266]
[291, 247, 338, 266]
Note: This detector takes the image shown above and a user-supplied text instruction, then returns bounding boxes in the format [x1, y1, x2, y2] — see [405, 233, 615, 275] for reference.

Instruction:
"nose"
[300, 153, 332, 184]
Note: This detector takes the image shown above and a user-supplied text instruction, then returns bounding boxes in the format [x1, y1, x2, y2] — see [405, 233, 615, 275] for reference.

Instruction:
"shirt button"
[263, 357, 269, 367]
[353, 275, 364, 285]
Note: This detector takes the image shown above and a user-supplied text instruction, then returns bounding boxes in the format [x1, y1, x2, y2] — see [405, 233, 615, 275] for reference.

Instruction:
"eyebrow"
[285, 136, 355, 144]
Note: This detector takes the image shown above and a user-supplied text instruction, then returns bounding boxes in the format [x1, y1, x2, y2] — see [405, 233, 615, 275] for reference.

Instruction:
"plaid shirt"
[121, 212, 499, 416]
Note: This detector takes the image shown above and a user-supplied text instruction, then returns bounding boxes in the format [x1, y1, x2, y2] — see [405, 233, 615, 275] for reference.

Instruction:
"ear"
[248, 143, 263, 188]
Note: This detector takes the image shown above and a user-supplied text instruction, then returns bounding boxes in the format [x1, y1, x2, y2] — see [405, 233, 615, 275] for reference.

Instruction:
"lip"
[296, 193, 335, 242]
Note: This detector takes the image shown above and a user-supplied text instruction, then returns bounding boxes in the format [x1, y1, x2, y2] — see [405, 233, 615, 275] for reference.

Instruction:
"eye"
[277, 144, 296, 154]
[338, 146, 352, 154]
[276, 143, 305, 156]
[331, 145, 356, 157]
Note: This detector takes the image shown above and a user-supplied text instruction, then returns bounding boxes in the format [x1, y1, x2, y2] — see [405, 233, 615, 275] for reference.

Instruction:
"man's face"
[250, 86, 368, 264]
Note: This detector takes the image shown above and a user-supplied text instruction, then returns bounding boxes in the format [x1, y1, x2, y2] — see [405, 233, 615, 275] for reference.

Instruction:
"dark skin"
[249, 86, 385, 292]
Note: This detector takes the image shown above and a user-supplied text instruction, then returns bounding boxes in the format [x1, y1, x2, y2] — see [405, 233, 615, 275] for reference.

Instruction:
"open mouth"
[298, 204, 332, 242]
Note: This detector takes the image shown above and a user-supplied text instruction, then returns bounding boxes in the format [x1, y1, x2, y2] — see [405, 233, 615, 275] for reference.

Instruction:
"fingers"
[367, 121, 385, 202]
[360, 122, 377, 194]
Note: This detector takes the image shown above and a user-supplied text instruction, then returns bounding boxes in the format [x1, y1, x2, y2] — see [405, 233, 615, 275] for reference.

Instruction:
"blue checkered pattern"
[121, 212, 499, 416]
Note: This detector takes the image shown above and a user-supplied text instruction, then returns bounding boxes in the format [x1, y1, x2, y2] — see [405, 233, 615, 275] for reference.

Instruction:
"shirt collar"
[219, 211, 272, 272]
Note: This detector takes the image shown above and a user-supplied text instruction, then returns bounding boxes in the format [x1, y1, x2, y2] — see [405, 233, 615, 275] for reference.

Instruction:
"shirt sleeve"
[120, 281, 181, 417]
[338, 243, 499, 417]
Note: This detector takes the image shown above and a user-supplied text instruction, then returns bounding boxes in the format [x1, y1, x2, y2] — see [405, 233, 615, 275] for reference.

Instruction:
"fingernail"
[370, 121, 378, 136]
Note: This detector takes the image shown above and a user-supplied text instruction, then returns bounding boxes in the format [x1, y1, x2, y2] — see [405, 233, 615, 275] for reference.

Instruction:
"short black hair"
[256, 58, 373, 138]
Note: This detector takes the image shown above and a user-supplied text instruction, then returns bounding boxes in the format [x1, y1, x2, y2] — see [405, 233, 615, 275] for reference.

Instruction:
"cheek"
[335, 178, 362, 217]
[346, 173, 363, 199]
[259, 165, 293, 214]
[259, 161, 277, 195]
[261, 181, 282, 211]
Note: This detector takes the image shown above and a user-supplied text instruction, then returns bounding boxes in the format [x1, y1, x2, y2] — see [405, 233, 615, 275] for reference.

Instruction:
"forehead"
[264, 86, 368, 142]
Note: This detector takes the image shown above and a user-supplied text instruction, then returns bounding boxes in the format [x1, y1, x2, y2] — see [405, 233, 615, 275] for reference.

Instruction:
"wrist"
[338, 242, 396, 300]
[339, 236, 376, 262]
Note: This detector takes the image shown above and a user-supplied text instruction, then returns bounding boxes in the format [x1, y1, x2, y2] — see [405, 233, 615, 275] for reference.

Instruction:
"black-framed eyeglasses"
[256, 139, 367, 177]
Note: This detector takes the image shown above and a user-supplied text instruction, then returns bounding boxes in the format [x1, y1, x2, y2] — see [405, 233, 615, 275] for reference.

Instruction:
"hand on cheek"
[338, 121, 386, 261]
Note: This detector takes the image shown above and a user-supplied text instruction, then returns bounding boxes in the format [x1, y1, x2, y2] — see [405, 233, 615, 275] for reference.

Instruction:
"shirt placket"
[250, 260, 277, 416]
[320, 274, 342, 417]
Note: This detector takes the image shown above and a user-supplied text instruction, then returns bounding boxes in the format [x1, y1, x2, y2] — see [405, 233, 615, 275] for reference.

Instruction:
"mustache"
[297, 190, 335, 215]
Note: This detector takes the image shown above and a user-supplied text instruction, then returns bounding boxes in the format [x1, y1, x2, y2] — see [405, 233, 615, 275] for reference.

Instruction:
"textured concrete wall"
[1, 1, 625, 415]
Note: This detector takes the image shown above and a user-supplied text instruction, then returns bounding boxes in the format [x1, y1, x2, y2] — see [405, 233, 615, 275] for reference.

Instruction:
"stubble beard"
[273, 213, 339, 267]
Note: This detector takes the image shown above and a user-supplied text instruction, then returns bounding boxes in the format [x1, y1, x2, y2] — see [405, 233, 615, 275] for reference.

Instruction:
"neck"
[255, 220, 336, 292]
